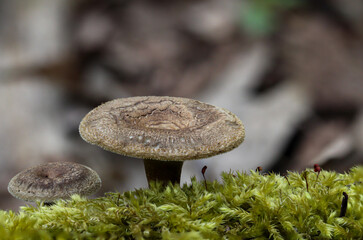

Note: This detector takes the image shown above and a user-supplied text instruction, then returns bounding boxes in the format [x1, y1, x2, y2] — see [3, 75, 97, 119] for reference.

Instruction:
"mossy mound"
[1, 167, 362, 239]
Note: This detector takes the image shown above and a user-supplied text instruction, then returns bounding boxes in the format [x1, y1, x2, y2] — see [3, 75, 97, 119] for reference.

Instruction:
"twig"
[339, 192, 348, 217]
[283, 173, 290, 185]
[303, 171, 309, 192]
[116, 193, 121, 206]
[201, 165, 208, 191]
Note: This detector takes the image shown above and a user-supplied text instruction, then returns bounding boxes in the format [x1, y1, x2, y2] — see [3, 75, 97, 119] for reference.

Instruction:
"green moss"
[1, 167, 362, 239]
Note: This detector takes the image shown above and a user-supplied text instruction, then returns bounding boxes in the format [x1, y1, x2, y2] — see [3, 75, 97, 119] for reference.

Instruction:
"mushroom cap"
[8, 162, 101, 202]
[79, 96, 245, 161]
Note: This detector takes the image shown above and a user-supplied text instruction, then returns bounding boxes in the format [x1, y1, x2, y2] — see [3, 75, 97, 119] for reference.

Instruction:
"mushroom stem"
[143, 159, 184, 186]
[43, 202, 54, 207]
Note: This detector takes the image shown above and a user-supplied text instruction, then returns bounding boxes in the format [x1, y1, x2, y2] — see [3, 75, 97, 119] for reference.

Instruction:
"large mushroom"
[8, 162, 101, 204]
[79, 96, 245, 186]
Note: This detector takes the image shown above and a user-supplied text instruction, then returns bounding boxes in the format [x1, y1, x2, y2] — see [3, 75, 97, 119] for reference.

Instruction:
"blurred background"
[1, 0, 363, 210]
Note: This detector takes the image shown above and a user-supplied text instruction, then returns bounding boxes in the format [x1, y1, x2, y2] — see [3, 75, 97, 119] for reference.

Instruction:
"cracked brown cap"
[8, 162, 101, 202]
[79, 96, 245, 161]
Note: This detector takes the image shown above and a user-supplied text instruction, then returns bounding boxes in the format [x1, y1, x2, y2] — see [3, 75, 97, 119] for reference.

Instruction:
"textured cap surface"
[8, 162, 101, 202]
[79, 96, 245, 161]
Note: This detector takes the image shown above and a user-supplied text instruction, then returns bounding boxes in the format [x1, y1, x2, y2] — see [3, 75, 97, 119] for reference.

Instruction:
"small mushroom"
[79, 96, 245, 186]
[8, 162, 101, 204]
